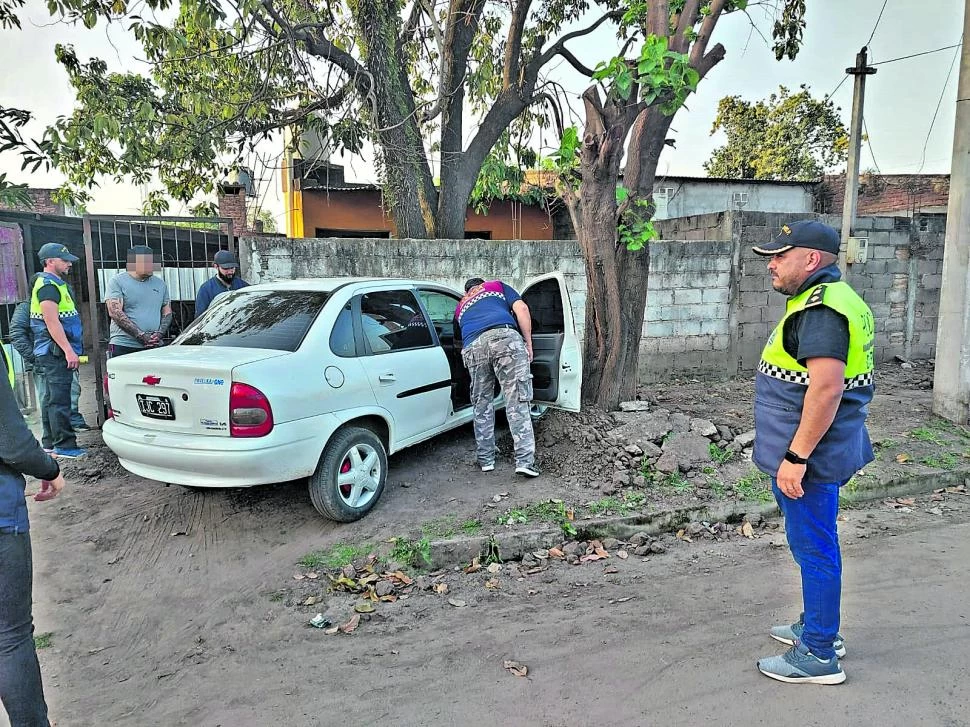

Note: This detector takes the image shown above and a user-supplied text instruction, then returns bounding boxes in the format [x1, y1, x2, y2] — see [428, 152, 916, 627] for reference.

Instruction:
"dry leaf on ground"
[433, 582, 449, 594]
[484, 578, 500, 589]
[448, 598, 467, 608]
[503, 660, 528, 677]
[338, 613, 361, 634]
[741, 522, 755, 539]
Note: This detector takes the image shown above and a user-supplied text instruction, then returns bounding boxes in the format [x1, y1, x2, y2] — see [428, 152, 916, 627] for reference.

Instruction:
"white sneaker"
[515, 464, 541, 477]
[481, 464, 495, 472]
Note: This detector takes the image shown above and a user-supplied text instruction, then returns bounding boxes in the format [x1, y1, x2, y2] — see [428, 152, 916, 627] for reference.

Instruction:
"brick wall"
[0, 188, 65, 216]
[242, 209, 945, 384]
[819, 174, 950, 216]
[218, 184, 249, 235]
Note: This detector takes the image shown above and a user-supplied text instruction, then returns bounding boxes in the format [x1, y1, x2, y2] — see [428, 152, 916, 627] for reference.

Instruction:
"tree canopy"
[704, 84, 848, 181]
[7, 0, 643, 237]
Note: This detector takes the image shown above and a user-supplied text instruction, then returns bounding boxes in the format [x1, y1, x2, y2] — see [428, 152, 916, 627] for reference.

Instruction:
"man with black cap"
[453, 277, 539, 477]
[104, 245, 172, 357]
[750, 220, 875, 686]
[194, 249, 249, 318]
[29, 242, 86, 458]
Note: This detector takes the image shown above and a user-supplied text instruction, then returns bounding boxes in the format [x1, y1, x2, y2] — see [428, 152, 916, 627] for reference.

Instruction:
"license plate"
[136, 394, 175, 420]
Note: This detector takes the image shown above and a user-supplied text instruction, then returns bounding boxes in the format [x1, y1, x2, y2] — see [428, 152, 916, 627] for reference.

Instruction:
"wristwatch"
[784, 449, 808, 465]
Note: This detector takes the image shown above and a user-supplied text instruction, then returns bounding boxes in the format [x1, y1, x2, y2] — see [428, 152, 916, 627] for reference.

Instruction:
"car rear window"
[176, 290, 330, 351]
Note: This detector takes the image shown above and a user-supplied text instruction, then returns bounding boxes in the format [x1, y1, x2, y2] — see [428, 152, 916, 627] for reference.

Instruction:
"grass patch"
[267, 590, 286, 603]
[497, 500, 577, 537]
[920, 453, 959, 470]
[298, 543, 370, 570]
[658, 471, 692, 493]
[421, 517, 483, 539]
[927, 417, 970, 440]
[909, 427, 947, 445]
[709, 479, 728, 498]
[709, 442, 735, 465]
[389, 536, 432, 570]
[585, 491, 647, 516]
[734, 469, 772, 503]
[33, 632, 53, 649]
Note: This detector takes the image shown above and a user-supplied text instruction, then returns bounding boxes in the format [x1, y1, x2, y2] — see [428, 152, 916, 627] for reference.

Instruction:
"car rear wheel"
[308, 426, 387, 522]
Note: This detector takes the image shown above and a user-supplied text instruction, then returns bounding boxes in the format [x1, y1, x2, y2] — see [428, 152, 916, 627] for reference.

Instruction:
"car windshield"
[176, 290, 330, 351]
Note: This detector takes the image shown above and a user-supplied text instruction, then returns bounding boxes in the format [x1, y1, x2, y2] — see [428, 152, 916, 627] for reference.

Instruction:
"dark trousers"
[35, 353, 76, 450]
[108, 344, 143, 358]
[0, 532, 50, 727]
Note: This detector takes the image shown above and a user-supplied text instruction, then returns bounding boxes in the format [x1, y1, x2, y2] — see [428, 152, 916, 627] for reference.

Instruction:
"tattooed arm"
[158, 304, 173, 335]
[148, 304, 174, 347]
[106, 298, 149, 345]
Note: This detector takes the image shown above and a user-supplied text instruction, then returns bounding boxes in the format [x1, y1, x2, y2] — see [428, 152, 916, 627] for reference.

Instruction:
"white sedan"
[102, 274, 583, 521]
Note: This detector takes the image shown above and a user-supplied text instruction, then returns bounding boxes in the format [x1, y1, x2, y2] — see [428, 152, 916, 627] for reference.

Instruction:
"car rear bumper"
[102, 415, 341, 487]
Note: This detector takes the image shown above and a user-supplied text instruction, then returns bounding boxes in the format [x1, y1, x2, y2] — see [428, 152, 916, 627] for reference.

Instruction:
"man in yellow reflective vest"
[29, 243, 86, 459]
[750, 221, 874, 686]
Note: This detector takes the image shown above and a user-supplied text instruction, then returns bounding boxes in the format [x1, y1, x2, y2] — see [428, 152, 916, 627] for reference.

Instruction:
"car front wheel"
[308, 426, 388, 522]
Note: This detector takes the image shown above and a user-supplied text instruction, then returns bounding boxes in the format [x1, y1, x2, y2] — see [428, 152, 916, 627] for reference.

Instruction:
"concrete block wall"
[242, 209, 944, 384]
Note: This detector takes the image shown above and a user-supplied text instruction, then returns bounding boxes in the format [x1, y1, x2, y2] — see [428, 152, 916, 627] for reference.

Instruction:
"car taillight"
[229, 382, 273, 437]
[103, 373, 114, 419]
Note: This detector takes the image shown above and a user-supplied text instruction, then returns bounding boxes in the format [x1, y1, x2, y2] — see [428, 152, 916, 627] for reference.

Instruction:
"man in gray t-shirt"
[104, 245, 173, 357]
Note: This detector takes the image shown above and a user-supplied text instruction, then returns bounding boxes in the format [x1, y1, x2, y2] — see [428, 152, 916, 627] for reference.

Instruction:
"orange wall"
[301, 189, 555, 239]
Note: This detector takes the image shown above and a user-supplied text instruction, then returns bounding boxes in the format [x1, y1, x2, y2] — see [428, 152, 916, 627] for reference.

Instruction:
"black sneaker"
[515, 464, 541, 478]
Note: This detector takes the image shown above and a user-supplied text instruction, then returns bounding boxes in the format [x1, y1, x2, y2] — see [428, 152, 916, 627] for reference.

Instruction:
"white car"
[102, 274, 583, 522]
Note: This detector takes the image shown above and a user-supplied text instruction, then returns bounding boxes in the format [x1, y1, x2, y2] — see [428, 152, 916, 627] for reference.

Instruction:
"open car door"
[520, 272, 582, 412]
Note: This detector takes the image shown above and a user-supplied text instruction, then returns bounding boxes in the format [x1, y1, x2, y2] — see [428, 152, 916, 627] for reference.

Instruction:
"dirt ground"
[13, 358, 968, 726]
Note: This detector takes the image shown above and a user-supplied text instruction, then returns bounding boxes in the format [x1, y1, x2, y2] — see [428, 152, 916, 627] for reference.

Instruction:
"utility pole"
[933, 0, 970, 424]
[839, 47, 877, 271]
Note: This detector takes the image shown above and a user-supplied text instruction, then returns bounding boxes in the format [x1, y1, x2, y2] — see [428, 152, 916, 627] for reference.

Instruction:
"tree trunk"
[575, 102, 675, 410]
[356, 0, 438, 238]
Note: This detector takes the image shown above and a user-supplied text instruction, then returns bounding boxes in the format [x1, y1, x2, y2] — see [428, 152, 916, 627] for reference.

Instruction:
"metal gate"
[82, 215, 235, 424]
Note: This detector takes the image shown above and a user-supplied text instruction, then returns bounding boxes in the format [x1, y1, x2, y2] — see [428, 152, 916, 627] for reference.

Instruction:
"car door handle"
[379, 373, 397, 383]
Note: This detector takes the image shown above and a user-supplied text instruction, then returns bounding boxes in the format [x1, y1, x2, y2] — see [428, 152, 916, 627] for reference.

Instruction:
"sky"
[0, 0, 963, 228]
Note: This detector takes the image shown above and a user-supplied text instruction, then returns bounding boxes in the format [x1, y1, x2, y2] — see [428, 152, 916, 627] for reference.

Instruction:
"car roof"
[243, 277, 460, 294]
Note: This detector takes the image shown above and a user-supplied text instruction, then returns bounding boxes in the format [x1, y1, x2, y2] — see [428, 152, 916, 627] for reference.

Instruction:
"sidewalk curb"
[427, 469, 970, 569]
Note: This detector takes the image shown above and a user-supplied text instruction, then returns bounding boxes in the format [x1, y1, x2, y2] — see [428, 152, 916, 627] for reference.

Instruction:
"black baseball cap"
[752, 220, 840, 256]
[38, 242, 79, 262]
[127, 245, 155, 257]
[213, 249, 239, 267]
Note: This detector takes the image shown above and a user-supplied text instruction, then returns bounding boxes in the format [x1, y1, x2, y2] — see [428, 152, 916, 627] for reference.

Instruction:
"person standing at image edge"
[750, 220, 875, 686]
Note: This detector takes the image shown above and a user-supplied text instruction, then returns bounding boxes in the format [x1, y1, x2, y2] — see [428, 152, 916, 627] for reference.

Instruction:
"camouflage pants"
[461, 328, 535, 468]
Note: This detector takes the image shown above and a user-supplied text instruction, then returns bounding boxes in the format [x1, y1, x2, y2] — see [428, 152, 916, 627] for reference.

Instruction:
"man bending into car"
[454, 277, 539, 478]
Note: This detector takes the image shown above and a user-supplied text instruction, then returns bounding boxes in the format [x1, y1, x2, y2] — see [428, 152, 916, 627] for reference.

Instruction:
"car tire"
[309, 426, 388, 522]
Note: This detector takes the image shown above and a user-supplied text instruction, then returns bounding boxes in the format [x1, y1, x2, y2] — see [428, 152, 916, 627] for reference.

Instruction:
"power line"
[863, 116, 881, 174]
[917, 43, 961, 174]
[824, 74, 849, 101]
[872, 43, 962, 67]
[866, 0, 890, 48]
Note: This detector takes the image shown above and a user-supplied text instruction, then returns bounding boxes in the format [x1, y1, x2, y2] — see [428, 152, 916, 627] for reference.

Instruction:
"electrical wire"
[916, 43, 961, 174]
[866, 0, 890, 48]
[872, 43, 962, 67]
[863, 116, 881, 174]
[823, 74, 850, 101]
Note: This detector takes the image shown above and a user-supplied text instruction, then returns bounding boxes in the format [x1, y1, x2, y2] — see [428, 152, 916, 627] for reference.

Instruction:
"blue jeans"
[34, 354, 76, 451]
[0, 532, 50, 727]
[772, 479, 843, 661]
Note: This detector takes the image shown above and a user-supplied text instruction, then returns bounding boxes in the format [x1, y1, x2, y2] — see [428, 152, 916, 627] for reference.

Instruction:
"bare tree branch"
[503, 0, 534, 87]
[554, 47, 597, 77]
[671, 0, 702, 53]
[534, 10, 622, 71]
[690, 0, 728, 66]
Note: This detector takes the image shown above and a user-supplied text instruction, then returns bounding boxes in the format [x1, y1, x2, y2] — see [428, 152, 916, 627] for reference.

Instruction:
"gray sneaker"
[770, 614, 846, 658]
[758, 641, 846, 685]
